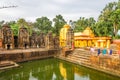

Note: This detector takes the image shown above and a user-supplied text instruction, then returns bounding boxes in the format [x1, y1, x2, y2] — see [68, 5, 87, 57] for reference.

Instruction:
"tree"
[74, 17, 96, 32]
[17, 18, 34, 35]
[10, 23, 19, 36]
[94, 21, 113, 37]
[17, 18, 27, 27]
[110, 9, 120, 37]
[53, 14, 66, 35]
[34, 17, 52, 34]
[97, 1, 119, 38]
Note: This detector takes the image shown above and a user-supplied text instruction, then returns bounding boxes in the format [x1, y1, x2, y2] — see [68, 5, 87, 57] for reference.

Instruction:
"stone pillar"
[100, 41, 104, 48]
[107, 40, 110, 48]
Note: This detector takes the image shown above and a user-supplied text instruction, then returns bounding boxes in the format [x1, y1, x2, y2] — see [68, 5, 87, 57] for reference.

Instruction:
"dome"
[83, 27, 94, 37]
[63, 24, 70, 29]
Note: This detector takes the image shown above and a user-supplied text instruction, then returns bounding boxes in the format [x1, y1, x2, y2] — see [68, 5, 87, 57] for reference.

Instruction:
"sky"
[0, 0, 118, 22]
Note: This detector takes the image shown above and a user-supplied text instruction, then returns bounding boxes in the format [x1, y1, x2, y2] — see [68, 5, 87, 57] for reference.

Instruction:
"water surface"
[0, 58, 119, 80]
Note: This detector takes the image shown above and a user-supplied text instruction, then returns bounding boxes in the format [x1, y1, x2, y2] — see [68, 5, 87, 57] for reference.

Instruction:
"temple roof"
[63, 24, 70, 29]
[74, 27, 94, 37]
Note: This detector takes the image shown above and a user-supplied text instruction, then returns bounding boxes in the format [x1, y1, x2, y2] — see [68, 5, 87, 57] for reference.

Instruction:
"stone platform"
[0, 48, 59, 62]
[0, 61, 19, 70]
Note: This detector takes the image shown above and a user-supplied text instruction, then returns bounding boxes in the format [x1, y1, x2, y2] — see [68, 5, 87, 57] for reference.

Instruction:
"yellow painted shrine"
[60, 25, 111, 48]
[59, 24, 71, 47]
[74, 27, 111, 48]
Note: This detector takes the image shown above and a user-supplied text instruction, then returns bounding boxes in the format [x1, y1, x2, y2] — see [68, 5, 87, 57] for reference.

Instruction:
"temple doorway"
[14, 36, 18, 48]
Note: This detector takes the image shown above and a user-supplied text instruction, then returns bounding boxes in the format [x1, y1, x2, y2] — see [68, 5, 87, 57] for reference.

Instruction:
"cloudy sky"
[0, 0, 118, 22]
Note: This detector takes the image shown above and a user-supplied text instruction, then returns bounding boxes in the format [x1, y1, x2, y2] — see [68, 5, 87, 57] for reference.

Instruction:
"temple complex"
[60, 25, 111, 49]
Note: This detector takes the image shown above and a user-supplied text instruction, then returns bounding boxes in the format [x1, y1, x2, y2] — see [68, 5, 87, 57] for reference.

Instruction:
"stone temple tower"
[1, 24, 14, 49]
[18, 26, 29, 49]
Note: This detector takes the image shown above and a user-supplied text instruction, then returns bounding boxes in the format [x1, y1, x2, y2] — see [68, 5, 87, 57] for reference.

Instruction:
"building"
[74, 27, 111, 48]
[60, 25, 111, 49]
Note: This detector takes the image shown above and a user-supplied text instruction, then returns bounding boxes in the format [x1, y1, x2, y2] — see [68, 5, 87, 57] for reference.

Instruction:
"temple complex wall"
[0, 24, 59, 50]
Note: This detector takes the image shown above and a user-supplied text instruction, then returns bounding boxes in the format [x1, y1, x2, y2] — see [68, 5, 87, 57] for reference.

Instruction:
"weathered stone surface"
[66, 28, 74, 49]
[45, 32, 54, 49]
[30, 32, 38, 48]
[18, 26, 29, 49]
[37, 32, 45, 48]
[1, 24, 14, 49]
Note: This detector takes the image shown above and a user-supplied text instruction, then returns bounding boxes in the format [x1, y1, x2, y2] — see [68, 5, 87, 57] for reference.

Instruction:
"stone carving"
[2, 24, 14, 49]
[66, 28, 74, 49]
[53, 36, 59, 49]
[0, 29, 3, 48]
[46, 32, 54, 49]
[37, 32, 45, 48]
[18, 26, 29, 48]
[30, 32, 38, 48]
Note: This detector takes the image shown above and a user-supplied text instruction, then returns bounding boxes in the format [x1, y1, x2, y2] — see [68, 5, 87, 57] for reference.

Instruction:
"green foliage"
[53, 14, 66, 36]
[34, 17, 52, 34]
[74, 17, 95, 32]
[10, 23, 19, 36]
[17, 18, 33, 35]
[94, 21, 113, 37]
[97, 1, 120, 38]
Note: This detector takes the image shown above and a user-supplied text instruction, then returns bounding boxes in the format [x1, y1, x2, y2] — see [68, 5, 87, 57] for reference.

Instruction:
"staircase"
[66, 49, 92, 65]
[0, 61, 19, 70]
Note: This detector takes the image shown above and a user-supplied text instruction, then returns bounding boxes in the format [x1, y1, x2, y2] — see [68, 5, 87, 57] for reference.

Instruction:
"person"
[102, 48, 107, 55]
[107, 48, 112, 55]
[90, 47, 95, 55]
[97, 48, 100, 56]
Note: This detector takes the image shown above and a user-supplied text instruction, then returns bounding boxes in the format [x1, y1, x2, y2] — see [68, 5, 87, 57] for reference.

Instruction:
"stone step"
[69, 55, 90, 60]
[67, 56, 90, 62]
[73, 51, 91, 55]
[0, 61, 19, 70]
[73, 53, 91, 57]
[67, 57, 90, 64]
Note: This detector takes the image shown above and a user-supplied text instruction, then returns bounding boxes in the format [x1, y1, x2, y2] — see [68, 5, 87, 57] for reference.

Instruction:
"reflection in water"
[0, 58, 119, 80]
[59, 63, 67, 80]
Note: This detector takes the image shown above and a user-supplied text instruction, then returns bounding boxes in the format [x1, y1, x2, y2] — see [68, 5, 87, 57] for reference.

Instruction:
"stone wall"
[0, 49, 59, 62]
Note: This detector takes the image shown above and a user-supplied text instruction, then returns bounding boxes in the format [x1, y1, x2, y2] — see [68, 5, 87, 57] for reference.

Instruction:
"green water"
[0, 58, 119, 80]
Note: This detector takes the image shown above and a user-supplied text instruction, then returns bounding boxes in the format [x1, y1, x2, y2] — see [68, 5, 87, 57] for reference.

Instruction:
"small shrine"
[30, 32, 38, 48]
[53, 36, 59, 49]
[18, 26, 29, 49]
[38, 32, 45, 48]
[46, 32, 54, 49]
[0, 24, 14, 49]
[59, 24, 74, 49]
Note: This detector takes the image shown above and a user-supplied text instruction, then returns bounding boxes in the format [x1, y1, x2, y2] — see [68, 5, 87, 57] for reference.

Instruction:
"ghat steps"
[66, 49, 92, 65]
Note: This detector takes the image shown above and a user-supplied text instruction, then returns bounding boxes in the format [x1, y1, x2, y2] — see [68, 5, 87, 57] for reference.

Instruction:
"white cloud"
[0, 0, 118, 22]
